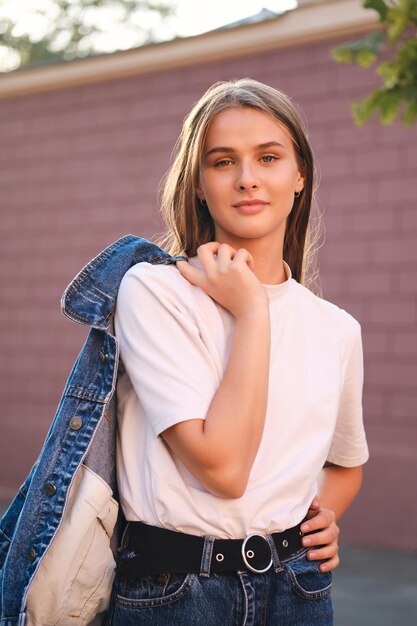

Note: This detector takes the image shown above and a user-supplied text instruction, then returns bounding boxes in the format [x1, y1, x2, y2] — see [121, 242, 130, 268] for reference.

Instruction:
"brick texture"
[1, 32, 417, 550]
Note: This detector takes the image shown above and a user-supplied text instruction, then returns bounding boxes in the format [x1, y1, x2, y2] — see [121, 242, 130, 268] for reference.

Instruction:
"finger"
[308, 496, 320, 510]
[197, 241, 226, 258]
[216, 243, 238, 268]
[307, 544, 339, 563]
[318, 555, 340, 572]
[302, 527, 338, 548]
[301, 509, 334, 534]
[232, 247, 255, 271]
[307, 542, 338, 560]
[196, 242, 225, 272]
[175, 257, 205, 287]
[175, 249, 188, 262]
[305, 500, 320, 521]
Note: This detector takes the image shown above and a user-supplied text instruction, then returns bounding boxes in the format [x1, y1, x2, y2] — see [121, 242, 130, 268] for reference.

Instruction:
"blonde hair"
[154, 78, 323, 293]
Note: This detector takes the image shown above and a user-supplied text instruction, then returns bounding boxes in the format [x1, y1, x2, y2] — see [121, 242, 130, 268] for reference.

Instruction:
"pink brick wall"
[1, 33, 416, 550]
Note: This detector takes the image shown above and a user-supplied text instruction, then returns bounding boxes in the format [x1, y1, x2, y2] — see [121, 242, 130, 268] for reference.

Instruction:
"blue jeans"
[105, 546, 333, 625]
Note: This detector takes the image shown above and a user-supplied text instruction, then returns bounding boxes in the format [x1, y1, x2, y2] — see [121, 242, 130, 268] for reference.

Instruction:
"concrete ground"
[1, 500, 416, 624]
[333, 544, 417, 625]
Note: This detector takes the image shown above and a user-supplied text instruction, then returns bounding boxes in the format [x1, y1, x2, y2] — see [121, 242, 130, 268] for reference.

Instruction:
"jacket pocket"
[26, 464, 118, 626]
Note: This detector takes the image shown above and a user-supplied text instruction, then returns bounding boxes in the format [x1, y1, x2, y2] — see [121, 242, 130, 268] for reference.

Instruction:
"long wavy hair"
[154, 78, 323, 293]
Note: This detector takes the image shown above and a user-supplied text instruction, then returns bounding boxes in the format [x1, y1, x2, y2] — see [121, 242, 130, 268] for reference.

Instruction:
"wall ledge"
[0, 0, 381, 100]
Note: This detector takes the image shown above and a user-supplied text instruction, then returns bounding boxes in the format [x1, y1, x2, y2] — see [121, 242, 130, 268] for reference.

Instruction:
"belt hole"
[216, 553, 224, 562]
[246, 550, 254, 559]
[282, 540, 289, 547]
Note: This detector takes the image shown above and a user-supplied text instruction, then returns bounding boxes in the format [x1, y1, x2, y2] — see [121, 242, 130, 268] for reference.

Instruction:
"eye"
[214, 159, 233, 168]
[261, 155, 279, 163]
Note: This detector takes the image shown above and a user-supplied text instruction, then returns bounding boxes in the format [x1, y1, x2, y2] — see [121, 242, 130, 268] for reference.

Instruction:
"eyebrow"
[204, 141, 287, 159]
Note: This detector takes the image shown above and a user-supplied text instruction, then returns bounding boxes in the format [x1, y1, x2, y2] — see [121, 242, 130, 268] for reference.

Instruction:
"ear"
[195, 183, 205, 203]
[295, 172, 305, 194]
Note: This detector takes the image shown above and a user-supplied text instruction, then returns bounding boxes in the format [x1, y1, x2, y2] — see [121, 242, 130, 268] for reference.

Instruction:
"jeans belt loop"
[265, 533, 283, 573]
[199, 536, 215, 578]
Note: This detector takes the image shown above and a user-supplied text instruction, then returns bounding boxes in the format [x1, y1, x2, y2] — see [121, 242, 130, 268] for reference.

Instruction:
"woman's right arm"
[162, 242, 270, 499]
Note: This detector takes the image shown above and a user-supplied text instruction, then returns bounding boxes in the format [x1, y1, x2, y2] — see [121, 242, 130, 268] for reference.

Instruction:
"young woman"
[106, 78, 369, 625]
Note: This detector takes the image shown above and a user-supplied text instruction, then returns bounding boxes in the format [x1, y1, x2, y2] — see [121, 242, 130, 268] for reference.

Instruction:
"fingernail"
[302, 537, 311, 546]
[309, 551, 316, 559]
[301, 523, 310, 532]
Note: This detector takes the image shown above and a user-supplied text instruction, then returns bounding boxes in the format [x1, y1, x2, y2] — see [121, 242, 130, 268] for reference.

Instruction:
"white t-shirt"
[114, 256, 369, 539]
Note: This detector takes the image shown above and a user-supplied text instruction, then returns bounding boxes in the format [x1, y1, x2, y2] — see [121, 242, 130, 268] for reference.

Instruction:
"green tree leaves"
[331, 31, 385, 67]
[332, 0, 417, 126]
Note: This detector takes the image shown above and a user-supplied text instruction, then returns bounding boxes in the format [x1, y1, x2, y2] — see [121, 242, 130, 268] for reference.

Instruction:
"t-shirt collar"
[262, 260, 293, 300]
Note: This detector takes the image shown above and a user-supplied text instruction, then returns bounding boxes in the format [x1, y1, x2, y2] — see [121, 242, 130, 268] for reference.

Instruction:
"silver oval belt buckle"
[241, 533, 273, 574]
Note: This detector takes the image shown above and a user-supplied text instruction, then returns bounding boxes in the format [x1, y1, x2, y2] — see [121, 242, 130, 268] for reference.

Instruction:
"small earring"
[200, 198, 207, 206]
[294, 190, 301, 198]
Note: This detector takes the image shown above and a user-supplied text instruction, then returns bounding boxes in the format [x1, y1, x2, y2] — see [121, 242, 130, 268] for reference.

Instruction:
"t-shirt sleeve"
[326, 319, 370, 467]
[114, 262, 220, 437]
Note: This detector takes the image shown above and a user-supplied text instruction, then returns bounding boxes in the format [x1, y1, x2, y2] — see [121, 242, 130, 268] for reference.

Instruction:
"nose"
[236, 163, 259, 191]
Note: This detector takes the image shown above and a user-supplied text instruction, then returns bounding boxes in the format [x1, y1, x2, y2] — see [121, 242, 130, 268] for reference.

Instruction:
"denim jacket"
[0, 234, 184, 626]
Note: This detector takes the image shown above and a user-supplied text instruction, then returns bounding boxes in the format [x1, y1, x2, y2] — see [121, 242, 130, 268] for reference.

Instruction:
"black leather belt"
[116, 520, 310, 579]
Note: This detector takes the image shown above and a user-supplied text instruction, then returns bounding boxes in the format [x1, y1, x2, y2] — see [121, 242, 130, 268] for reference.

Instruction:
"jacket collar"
[61, 234, 176, 329]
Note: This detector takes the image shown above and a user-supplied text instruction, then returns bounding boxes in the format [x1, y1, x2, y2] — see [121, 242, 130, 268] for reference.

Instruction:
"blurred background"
[1, 0, 416, 623]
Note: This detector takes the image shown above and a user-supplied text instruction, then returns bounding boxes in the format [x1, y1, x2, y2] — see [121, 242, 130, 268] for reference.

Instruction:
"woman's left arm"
[300, 463, 364, 571]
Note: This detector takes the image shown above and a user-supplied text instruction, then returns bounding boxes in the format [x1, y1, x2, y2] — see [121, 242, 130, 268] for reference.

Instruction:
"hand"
[175, 242, 268, 318]
[300, 496, 340, 572]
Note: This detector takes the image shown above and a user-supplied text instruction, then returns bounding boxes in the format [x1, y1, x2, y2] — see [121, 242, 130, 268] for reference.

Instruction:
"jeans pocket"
[115, 572, 196, 608]
[284, 549, 332, 600]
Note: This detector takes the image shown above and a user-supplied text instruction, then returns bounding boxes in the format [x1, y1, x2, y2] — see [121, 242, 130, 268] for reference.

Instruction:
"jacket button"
[28, 547, 37, 562]
[44, 482, 57, 497]
[70, 416, 83, 430]
[99, 350, 108, 363]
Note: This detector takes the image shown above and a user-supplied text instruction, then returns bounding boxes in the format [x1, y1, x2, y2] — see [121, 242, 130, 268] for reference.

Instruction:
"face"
[197, 106, 304, 249]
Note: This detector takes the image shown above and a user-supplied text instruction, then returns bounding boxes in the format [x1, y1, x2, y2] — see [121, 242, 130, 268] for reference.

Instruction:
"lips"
[233, 199, 268, 215]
